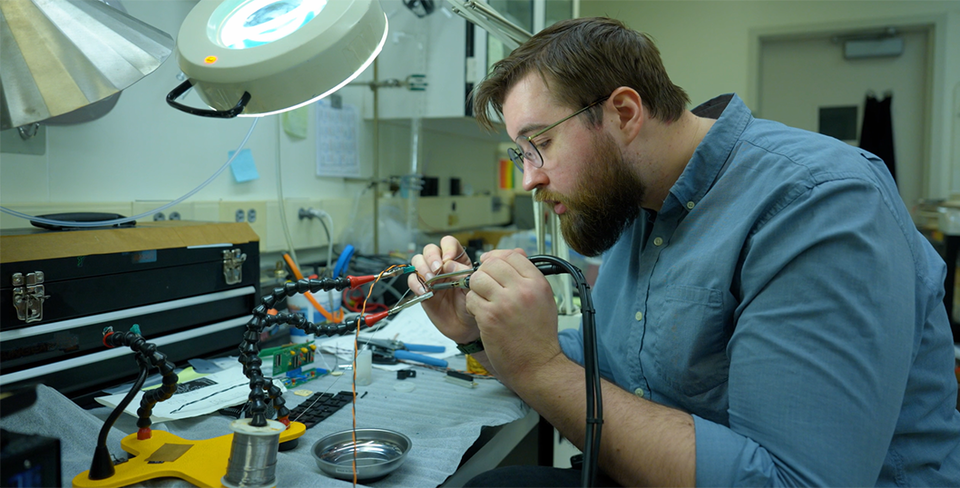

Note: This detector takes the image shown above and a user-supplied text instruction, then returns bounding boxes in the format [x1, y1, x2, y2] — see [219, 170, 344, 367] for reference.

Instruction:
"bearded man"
[409, 17, 960, 488]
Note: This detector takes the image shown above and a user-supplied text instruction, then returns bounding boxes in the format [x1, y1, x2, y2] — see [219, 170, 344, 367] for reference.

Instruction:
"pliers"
[422, 258, 568, 292]
[423, 263, 479, 292]
[358, 338, 448, 368]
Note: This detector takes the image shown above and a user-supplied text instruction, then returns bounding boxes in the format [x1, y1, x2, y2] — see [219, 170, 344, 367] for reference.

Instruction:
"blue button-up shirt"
[560, 94, 960, 486]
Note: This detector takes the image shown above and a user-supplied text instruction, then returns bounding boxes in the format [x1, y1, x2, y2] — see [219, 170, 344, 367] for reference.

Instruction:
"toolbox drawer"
[0, 221, 261, 399]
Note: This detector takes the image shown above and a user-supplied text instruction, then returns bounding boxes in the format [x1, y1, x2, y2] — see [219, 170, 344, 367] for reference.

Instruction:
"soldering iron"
[425, 255, 602, 488]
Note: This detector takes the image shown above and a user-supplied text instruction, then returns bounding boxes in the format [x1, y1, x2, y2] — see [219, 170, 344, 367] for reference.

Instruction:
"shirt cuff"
[558, 327, 584, 365]
[694, 415, 777, 487]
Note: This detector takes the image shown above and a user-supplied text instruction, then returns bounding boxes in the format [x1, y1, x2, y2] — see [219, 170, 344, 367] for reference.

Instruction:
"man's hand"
[408, 236, 479, 345]
[465, 249, 562, 389]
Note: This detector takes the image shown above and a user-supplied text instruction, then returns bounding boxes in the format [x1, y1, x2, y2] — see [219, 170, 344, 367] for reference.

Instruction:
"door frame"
[747, 14, 951, 201]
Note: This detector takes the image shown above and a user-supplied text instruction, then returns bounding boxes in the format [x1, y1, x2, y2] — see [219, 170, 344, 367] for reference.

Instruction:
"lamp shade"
[175, 0, 388, 117]
[0, 0, 173, 130]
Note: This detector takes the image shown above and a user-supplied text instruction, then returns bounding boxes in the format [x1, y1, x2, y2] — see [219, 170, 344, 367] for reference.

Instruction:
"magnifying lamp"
[168, 0, 388, 118]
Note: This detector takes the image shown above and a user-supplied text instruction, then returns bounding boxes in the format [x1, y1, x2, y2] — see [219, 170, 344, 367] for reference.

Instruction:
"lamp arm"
[444, 0, 532, 50]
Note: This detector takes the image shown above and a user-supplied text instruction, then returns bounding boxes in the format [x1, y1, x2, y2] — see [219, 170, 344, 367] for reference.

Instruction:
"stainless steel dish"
[312, 428, 412, 481]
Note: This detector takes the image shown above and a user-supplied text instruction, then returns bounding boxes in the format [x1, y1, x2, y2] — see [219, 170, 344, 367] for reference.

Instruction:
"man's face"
[535, 130, 644, 257]
[503, 74, 644, 257]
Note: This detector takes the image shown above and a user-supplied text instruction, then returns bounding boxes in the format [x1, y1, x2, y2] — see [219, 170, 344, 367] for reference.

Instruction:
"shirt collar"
[667, 94, 753, 213]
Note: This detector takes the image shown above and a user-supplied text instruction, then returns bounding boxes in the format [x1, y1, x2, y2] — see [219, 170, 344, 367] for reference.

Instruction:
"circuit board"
[259, 342, 317, 374]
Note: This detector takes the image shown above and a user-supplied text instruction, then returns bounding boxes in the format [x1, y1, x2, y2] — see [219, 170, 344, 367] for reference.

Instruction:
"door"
[758, 28, 931, 212]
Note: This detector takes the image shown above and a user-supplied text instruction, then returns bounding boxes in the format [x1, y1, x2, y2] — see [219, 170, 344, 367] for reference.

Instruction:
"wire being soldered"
[0, 118, 259, 227]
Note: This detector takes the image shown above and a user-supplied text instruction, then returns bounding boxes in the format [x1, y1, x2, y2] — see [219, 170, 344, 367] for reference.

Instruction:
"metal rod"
[373, 58, 380, 255]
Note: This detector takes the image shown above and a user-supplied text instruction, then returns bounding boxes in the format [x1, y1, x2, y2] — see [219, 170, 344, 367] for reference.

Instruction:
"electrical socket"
[132, 201, 198, 222]
[220, 201, 268, 249]
[259, 198, 356, 253]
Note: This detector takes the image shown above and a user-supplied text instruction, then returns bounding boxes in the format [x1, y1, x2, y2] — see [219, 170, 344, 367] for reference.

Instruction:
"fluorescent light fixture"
[169, 0, 388, 118]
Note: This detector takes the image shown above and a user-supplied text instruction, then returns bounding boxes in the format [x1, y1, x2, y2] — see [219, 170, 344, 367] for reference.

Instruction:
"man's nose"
[522, 164, 547, 192]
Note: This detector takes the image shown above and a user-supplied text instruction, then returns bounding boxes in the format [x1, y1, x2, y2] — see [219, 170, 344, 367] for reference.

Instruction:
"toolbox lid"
[0, 221, 259, 264]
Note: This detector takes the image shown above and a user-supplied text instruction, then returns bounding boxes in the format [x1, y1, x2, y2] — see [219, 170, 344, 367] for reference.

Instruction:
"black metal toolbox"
[0, 221, 260, 400]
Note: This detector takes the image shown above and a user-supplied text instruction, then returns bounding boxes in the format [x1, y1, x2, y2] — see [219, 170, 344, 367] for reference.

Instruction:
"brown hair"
[472, 17, 689, 131]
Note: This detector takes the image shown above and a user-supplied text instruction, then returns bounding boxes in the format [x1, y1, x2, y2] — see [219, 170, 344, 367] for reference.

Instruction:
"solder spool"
[222, 418, 286, 488]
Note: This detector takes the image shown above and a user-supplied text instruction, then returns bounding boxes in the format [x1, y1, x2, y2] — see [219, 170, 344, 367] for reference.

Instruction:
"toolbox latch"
[12, 272, 50, 323]
[222, 249, 247, 285]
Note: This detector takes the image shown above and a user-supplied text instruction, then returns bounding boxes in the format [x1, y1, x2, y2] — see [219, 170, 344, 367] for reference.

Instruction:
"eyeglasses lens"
[508, 138, 541, 173]
[507, 147, 524, 173]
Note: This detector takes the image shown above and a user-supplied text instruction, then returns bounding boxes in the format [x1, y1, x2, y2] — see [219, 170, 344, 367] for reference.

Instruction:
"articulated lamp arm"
[444, 0, 532, 50]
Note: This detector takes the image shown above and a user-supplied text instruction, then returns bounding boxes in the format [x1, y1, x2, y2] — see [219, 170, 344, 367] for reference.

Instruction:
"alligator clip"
[388, 291, 434, 315]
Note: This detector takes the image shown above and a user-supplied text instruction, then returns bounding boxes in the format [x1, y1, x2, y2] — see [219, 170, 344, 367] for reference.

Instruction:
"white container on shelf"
[938, 203, 960, 235]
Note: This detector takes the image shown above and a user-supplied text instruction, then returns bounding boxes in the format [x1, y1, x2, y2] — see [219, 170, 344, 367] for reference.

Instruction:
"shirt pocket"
[652, 284, 730, 398]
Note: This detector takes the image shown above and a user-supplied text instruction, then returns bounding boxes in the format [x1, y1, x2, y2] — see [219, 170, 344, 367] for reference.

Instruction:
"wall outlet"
[220, 201, 268, 250]
[132, 201, 196, 222]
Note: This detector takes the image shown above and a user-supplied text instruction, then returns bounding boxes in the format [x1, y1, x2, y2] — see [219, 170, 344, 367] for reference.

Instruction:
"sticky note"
[229, 148, 259, 183]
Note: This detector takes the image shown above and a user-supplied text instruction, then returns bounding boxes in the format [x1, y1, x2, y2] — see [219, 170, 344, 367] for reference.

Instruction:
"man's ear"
[608, 87, 644, 144]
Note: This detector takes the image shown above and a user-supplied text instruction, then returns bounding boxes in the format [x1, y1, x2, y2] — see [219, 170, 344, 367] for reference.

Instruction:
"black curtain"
[859, 92, 897, 183]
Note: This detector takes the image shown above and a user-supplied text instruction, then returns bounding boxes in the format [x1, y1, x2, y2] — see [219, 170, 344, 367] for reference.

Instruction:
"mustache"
[535, 190, 565, 204]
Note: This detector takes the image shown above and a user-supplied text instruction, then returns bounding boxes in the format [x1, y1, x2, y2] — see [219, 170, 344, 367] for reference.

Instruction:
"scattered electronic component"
[444, 370, 477, 389]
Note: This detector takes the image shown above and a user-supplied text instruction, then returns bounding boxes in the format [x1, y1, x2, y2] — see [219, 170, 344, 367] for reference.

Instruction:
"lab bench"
[1, 352, 538, 487]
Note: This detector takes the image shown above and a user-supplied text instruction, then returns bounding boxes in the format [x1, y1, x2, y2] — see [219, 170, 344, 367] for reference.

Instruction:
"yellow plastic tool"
[72, 421, 306, 488]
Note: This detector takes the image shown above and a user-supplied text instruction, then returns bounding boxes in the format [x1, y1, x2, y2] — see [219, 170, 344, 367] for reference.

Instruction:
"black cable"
[90, 331, 178, 481]
[529, 255, 601, 488]
[88, 356, 148, 480]
[96, 357, 148, 449]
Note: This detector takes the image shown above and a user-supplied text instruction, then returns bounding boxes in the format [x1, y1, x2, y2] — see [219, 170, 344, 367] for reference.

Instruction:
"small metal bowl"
[312, 428, 412, 481]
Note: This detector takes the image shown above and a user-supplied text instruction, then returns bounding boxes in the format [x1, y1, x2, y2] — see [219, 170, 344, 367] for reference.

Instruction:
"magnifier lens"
[214, 0, 328, 49]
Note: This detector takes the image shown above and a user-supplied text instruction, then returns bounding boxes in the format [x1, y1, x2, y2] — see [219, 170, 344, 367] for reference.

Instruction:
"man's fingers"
[440, 236, 469, 269]
[418, 243, 443, 278]
[407, 255, 428, 294]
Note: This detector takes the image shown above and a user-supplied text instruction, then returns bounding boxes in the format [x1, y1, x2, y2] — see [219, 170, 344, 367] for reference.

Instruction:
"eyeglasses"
[507, 96, 609, 173]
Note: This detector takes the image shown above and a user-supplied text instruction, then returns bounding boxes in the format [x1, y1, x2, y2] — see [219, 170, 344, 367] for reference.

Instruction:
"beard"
[536, 130, 644, 257]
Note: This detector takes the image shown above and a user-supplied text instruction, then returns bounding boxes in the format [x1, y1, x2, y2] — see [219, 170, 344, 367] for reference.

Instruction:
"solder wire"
[351, 264, 404, 485]
[222, 420, 283, 487]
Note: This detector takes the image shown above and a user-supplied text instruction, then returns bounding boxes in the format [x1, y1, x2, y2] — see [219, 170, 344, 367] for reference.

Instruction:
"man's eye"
[534, 139, 551, 150]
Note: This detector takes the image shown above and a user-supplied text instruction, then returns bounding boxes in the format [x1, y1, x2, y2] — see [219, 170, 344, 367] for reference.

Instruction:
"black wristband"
[456, 338, 484, 355]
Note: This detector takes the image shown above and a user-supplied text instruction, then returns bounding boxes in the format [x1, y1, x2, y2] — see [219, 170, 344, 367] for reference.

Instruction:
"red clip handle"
[347, 275, 377, 289]
[362, 311, 389, 327]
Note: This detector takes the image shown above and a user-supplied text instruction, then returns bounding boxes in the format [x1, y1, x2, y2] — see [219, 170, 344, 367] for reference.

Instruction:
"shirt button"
[634, 388, 645, 398]
[686, 201, 696, 210]
[653, 237, 663, 246]
[635, 311, 643, 321]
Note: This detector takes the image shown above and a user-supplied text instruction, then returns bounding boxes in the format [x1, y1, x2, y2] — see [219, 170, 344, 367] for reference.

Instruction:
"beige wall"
[580, 0, 960, 199]
[0, 1, 502, 210]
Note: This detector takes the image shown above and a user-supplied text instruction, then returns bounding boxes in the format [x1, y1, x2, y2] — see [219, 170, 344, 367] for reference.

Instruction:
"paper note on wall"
[316, 99, 361, 177]
[229, 148, 259, 182]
